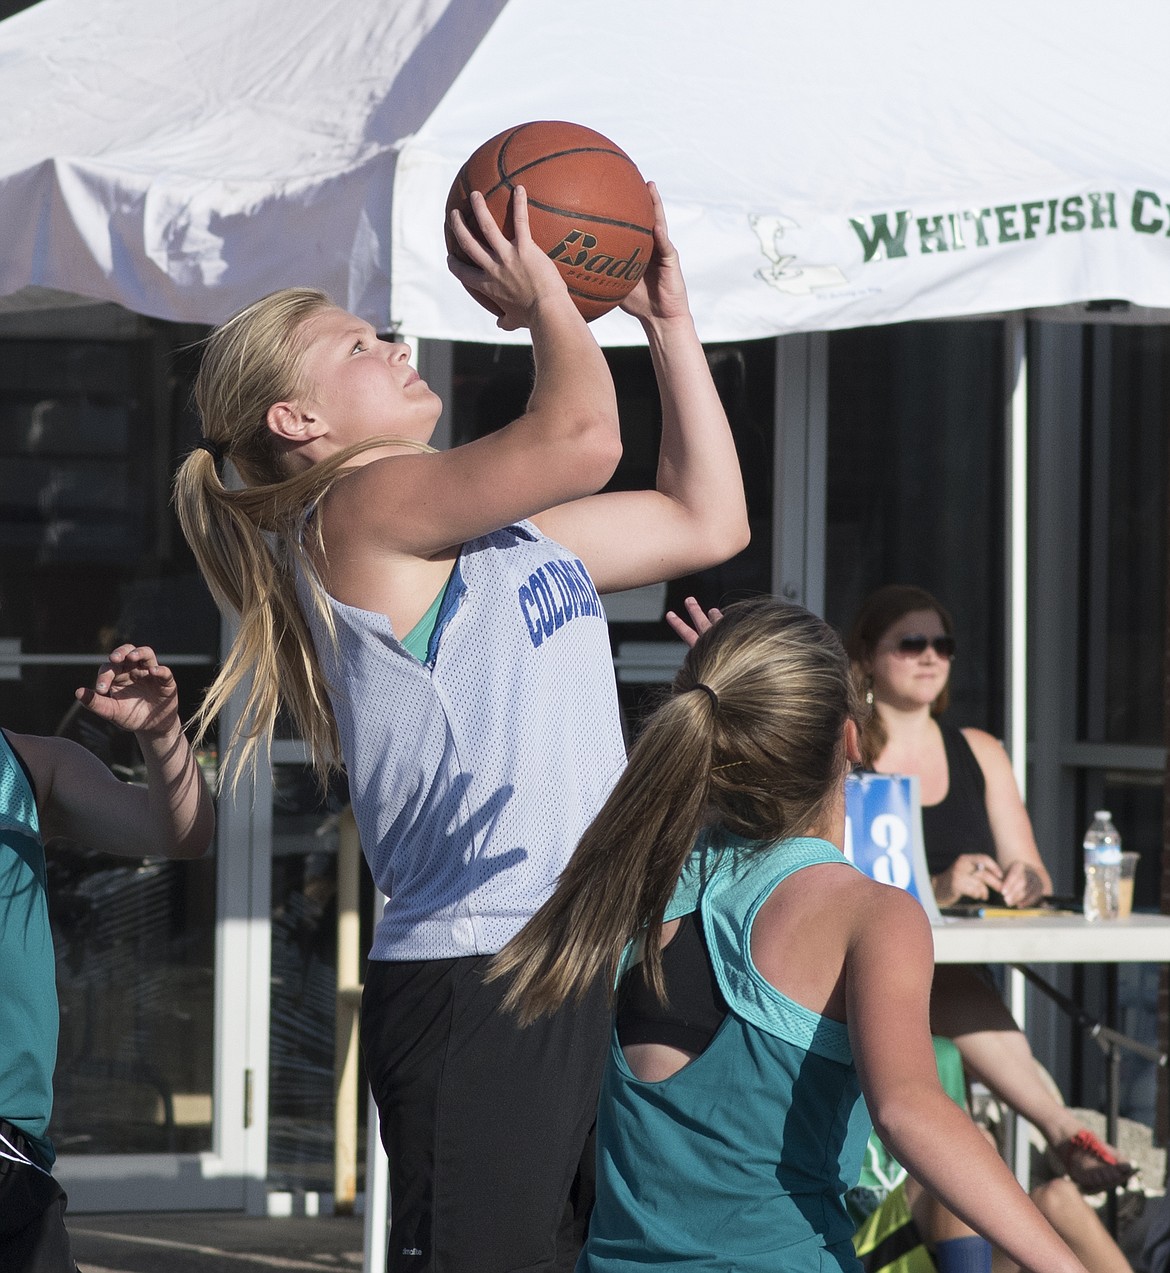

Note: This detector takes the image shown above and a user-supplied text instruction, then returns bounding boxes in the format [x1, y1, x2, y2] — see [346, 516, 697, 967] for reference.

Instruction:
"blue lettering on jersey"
[546, 560, 579, 621]
[569, 559, 601, 617]
[519, 557, 604, 648]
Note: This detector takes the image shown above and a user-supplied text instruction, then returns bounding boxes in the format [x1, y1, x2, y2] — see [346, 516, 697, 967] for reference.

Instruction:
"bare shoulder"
[962, 733, 1023, 799]
[320, 454, 417, 541]
[828, 865, 931, 923]
[842, 874, 935, 973]
[752, 863, 932, 1011]
[960, 727, 1015, 777]
[810, 864, 933, 943]
[758, 861, 928, 938]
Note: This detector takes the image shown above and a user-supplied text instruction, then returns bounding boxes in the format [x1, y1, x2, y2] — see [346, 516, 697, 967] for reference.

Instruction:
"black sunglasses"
[893, 634, 956, 659]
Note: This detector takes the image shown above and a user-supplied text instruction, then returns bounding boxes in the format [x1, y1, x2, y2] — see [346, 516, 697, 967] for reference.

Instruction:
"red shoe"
[1054, 1129, 1136, 1193]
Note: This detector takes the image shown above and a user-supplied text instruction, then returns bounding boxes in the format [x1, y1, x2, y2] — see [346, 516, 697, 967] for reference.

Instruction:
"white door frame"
[56, 620, 274, 1212]
[772, 332, 828, 616]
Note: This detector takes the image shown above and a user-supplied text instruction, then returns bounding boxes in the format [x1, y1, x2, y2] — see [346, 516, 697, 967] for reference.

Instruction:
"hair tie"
[194, 437, 225, 464]
[693, 682, 719, 711]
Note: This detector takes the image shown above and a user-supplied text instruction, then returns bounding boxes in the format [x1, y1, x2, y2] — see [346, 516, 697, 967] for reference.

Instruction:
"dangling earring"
[865, 676, 874, 707]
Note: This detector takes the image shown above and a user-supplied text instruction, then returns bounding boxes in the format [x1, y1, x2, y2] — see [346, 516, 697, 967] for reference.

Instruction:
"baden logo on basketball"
[547, 231, 648, 289]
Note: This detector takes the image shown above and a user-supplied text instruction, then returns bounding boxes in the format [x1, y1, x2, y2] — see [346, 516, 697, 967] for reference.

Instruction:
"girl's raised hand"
[619, 181, 691, 325]
[665, 596, 724, 648]
[447, 186, 573, 331]
[76, 644, 181, 739]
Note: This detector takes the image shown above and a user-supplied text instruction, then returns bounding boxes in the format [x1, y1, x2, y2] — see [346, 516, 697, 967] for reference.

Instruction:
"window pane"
[1080, 326, 1170, 746]
[0, 330, 221, 1156]
[824, 321, 1005, 732]
[52, 842, 217, 1154]
[268, 763, 366, 1193]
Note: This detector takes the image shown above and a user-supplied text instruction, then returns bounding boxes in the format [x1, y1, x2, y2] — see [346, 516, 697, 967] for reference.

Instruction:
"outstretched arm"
[534, 183, 750, 592]
[21, 645, 214, 859]
[848, 888, 1086, 1273]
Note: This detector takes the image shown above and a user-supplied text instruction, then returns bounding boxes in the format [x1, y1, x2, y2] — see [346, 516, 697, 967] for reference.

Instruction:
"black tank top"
[920, 721, 997, 877]
[615, 911, 729, 1053]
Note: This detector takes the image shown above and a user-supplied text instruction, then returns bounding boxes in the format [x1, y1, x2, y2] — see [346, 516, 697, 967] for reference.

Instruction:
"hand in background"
[665, 596, 724, 648]
[933, 853, 1004, 906]
[75, 645, 180, 739]
[1000, 859, 1046, 908]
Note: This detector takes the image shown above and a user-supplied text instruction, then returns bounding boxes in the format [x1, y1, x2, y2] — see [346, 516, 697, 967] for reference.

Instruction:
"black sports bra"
[615, 911, 729, 1054]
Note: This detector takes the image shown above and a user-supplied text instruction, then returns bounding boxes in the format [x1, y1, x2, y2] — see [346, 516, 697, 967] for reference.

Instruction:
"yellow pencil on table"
[975, 906, 1057, 918]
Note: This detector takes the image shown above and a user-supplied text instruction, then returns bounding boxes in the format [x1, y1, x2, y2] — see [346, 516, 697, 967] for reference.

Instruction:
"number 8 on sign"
[843, 773, 937, 919]
[867, 814, 911, 889]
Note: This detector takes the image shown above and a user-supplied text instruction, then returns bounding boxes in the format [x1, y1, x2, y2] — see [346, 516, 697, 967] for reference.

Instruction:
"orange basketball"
[445, 120, 655, 322]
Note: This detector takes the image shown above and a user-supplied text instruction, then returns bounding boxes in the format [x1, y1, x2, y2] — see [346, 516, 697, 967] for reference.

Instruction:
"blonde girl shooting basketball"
[173, 182, 748, 1272]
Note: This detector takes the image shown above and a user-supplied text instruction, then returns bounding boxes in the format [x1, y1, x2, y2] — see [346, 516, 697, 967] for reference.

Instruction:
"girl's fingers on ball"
[468, 191, 508, 249]
[509, 185, 530, 238]
[448, 208, 491, 266]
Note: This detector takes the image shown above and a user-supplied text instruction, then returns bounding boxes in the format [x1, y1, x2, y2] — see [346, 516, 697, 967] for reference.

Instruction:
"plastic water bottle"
[1083, 810, 1122, 921]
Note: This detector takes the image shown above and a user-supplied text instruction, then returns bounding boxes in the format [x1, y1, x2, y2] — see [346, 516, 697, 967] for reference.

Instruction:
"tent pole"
[1004, 312, 1028, 796]
[1004, 313, 1031, 1186]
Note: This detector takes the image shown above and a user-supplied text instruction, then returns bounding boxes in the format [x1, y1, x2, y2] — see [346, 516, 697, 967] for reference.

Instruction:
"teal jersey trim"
[0, 730, 58, 1167]
[668, 834, 859, 1064]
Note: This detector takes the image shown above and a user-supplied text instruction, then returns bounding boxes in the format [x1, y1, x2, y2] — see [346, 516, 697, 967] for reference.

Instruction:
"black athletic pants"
[362, 955, 610, 1273]
[0, 1122, 79, 1273]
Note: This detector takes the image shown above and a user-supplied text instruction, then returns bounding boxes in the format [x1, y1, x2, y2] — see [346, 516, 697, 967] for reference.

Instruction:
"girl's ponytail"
[172, 287, 435, 790]
[173, 445, 341, 786]
[494, 597, 860, 1022]
[493, 688, 718, 1024]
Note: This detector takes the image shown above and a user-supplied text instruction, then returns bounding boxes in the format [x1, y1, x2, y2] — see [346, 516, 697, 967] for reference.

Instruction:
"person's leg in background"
[930, 966, 1133, 1193]
[998, 1179, 1130, 1273]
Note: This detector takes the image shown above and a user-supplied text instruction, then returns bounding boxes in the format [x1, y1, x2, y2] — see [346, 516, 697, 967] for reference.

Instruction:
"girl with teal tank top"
[491, 598, 1092, 1273]
[589, 835, 872, 1271]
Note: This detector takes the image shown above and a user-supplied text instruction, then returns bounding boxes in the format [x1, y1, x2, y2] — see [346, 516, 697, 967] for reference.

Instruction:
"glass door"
[821, 317, 1008, 728]
[263, 744, 362, 1211]
[1029, 318, 1169, 1130]
[0, 313, 267, 1209]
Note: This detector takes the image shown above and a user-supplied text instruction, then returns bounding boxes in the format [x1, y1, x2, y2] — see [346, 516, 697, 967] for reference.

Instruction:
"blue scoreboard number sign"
[843, 772, 939, 920]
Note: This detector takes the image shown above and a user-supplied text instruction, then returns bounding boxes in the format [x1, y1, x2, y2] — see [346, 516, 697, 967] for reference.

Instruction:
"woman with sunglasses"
[845, 584, 1135, 1197]
[845, 585, 1046, 911]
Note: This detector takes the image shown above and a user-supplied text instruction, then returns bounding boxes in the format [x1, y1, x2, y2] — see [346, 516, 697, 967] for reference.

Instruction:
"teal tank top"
[0, 730, 58, 1167]
[584, 835, 871, 1272]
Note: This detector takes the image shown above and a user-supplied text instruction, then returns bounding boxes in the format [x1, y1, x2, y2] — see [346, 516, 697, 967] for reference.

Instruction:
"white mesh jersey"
[301, 521, 627, 960]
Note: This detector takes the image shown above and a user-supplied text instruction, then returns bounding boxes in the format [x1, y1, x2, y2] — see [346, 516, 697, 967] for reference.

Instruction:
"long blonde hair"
[844, 584, 954, 769]
[173, 287, 431, 787]
[492, 597, 861, 1024]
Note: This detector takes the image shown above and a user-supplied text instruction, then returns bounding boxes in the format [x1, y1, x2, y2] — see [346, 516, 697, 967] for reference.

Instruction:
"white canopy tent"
[2, 0, 1169, 344]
